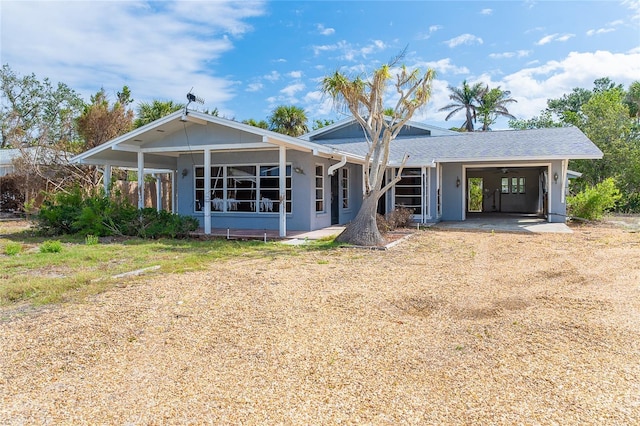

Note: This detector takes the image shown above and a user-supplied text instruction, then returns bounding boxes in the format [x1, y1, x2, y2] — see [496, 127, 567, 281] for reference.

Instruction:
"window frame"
[193, 163, 292, 214]
[315, 164, 325, 213]
[341, 168, 349, 209]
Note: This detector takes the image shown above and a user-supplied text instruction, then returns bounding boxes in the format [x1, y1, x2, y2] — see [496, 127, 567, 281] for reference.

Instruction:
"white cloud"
[280, 83, 306, 98]
[536, 33, 558, 45]
[303, 91, 336, 117]
[480, 8, 493, 15]
[489, 50, 532, 59]
[556, 34, 575, 42]
[0, 0, 267, 109]
[417, 25, 443, 40]
[317, 24, 335, 36]
[312, 39, 387, 61]
[501, 50, 640, 119]
[444, 33, 483, 48]
[246, 83, 263, 92]
[288, 71, 303, 78]
[623, 0, 640, 21]
[536, 33, 574, 45]
[415, 58, 469, 75]
[587, 28, 616, 36]
[263, 71, 281, 82]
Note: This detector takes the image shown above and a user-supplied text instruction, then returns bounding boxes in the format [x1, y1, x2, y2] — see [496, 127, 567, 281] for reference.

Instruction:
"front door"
[468, 177, 483, 213]
[330, 173, 339, 225]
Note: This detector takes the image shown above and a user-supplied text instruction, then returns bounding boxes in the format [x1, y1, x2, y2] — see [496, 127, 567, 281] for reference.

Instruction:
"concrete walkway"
[281, 226, 345, 245]
[434, 214, 572, 234]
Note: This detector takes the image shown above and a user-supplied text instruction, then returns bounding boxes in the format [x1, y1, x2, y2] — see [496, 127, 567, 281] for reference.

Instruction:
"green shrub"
[40, 240, 63, 253]
[4, 241, 22, 256]
[34, 186, 198, 239]
[567, 178, 622, 220]
[85, 234, 99, 245]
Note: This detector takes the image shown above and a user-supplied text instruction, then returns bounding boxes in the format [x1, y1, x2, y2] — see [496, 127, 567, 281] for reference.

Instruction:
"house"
[71, 109, 603, 236]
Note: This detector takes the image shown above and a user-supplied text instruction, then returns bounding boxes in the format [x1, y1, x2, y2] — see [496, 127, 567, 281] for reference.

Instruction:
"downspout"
[327, 155, 347, 176]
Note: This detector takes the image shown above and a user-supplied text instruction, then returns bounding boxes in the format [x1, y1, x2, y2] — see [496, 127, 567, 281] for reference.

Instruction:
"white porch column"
[279, 145, 286, 237]
[204, 148, 211, 234]
[103, 164, 111, 196]
[154, 173, 162, 212]
[137, 152, 144, 209]
[560, 159, 568, 204]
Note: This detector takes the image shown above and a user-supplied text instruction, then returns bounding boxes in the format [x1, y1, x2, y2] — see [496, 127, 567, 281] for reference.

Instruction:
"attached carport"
[463, 164, 551, 217]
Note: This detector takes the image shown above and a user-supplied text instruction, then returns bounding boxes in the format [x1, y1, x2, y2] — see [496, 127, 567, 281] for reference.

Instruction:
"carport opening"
[465, 166, 548, 218]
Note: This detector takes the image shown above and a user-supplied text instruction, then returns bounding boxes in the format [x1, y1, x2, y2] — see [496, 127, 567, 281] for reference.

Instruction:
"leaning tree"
[322, 63, 435, 246]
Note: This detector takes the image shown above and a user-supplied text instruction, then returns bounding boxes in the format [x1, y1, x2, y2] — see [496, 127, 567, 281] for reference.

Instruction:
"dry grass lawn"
[1, 223, 639, 424]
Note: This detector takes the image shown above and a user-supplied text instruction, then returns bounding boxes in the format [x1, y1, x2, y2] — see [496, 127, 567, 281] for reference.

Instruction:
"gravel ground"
[1, 224, 639, 425]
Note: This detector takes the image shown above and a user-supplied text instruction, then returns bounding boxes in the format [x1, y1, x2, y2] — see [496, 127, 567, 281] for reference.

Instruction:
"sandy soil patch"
[1, 225, 639, 424]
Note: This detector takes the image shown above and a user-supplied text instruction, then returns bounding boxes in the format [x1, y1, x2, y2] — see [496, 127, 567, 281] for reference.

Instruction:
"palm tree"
[242, 118, 269, 129]
[268, 105, 308, 137]
[134, 100, 184, 128]
[439, 80, 485, 132]
[477, 87, 517, 131]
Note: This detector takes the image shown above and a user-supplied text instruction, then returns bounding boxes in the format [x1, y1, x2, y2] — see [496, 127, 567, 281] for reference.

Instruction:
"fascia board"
[433, 154, 603, 163]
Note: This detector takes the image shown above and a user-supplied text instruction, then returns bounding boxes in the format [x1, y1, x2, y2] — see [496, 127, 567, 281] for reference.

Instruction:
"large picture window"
[194, 164, 291, 213]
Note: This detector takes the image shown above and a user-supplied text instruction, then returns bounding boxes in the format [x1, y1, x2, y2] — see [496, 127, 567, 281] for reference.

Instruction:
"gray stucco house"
[72, 109, 602, 236]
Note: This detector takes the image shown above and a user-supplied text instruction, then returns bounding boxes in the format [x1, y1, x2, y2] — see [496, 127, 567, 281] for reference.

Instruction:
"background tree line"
[509, 77, 640, 212]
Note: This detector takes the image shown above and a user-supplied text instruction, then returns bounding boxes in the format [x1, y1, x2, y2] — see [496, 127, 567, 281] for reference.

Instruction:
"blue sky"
[2, 1, 639, 130]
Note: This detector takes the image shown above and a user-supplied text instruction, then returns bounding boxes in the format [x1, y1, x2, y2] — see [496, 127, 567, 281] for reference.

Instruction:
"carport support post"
[103, 164, 111, 196]
[137, 152, 144, 209]
[154, 173, 162, 212]
[279, 145, 286, 237]
[204, 148, 211, 234]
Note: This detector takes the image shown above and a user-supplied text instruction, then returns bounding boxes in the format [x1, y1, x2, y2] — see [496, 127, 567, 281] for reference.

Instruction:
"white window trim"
[193, 163, 292, 214]
[315, 164, 325, 213]
[341, 168, 350, 210]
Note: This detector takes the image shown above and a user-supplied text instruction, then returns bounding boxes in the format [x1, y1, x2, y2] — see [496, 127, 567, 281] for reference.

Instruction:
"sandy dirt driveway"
[1, 225, 639, 424]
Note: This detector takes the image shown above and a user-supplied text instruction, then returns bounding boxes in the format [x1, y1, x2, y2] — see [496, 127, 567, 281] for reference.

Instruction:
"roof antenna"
[185, 88, 205, 113]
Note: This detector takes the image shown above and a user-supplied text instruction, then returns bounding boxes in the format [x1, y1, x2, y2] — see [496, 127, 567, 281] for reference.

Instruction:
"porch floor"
[435, 213, 572, 234]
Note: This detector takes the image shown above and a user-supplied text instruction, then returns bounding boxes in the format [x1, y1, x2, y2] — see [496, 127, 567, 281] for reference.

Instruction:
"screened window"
[194, 164, 291, 213]
[394, 168, 422, 215]
[341, 168, 349, 209]
[315, 165, 324, 212]
[259, 165, 292, 213]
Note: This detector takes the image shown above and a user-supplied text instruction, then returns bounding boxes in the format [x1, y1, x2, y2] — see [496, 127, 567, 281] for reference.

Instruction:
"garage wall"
[465, 168, 541, 214]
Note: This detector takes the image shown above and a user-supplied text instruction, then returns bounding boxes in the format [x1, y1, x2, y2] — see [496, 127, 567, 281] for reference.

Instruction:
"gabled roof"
[71, 110, 365, 169]
[301, 116, 458, 141]
[318, 126, 603, 166]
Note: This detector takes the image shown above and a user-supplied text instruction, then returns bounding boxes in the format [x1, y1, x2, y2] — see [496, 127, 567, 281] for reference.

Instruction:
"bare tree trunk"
[336, 191, 384, 246]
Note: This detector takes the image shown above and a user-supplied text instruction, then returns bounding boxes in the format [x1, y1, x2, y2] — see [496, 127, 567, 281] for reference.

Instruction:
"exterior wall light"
[456, 176, 461, 187]
[294, 167, 305, 174]
[181, 168, 188, 177]
[553, 172, 559, 183]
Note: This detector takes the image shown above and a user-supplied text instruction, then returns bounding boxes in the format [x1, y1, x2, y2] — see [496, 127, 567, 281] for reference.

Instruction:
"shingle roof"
[319, 126, 603, 165]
